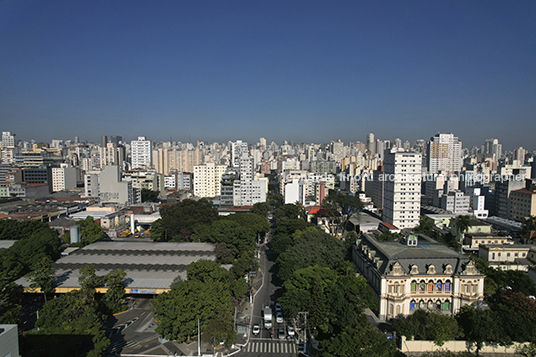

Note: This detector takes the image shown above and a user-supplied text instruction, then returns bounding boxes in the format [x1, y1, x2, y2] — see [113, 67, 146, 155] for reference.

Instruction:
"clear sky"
[1, 0, 535, 150]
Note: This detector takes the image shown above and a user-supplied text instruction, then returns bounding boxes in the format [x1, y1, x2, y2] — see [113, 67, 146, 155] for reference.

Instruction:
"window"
[445, 281, 451, 292]
[411, 281, 417, 292]
[436, 282, 442, 292]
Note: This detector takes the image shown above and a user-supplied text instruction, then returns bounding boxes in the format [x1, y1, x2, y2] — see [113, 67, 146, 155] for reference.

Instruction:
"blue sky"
[1, 0, 535, 150]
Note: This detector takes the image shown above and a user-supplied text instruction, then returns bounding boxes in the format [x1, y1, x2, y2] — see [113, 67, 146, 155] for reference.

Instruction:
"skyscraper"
[426, 133, 462, 174]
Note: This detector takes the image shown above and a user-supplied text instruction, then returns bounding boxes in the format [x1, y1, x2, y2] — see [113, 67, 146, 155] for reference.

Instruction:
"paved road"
[237, 242, 298, 357]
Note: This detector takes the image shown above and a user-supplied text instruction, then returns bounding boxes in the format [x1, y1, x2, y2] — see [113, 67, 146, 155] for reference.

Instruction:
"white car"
[276, 311, 283, 323]
[287, 325, 295, 336]
[252, 324, 260, 335]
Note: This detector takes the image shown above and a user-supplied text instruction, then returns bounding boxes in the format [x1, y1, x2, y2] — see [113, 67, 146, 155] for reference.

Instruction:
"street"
[234, 241, 299, 357]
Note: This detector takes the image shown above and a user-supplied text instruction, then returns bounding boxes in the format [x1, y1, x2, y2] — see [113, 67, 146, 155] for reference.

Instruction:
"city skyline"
[1, 1, 535, 149]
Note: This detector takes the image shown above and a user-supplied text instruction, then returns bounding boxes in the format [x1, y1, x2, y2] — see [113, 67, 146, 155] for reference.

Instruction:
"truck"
[263, 306, 272, 329]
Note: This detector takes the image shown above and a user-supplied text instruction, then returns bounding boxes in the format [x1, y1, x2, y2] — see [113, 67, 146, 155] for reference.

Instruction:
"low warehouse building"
[17, 241, 218, 295]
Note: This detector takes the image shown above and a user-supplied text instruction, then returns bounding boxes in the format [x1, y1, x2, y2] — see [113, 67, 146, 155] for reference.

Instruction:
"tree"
[157, 199, 219, 242]
[270, 218, 315, 254]
[276, 229, 345, 281]
[153, 279, 233, 343]
[35, 289, 109, 356]
[322, 324, 399, 357]
[26, 258, 56, 303]
[453, 215, 472, 242]
[226, 212, 270, 240]
[194, 220, 255, 260]
[0, 220, 52, 241]
[79, 265, 102, 302]
[141, 188, 160, 202]
[102, 269, 127, 314]
[77, 216, 105, 247]
[0, 281, 22, 324]
[456, 305, 501, 353]
[322, 191, 363, 236]
[393, 309, 460, 346]
[274, 203, 303, 222]
[250, 202, 270, 217]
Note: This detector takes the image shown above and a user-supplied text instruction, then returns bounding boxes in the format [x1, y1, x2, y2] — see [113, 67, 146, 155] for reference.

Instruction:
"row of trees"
[269, 199, 401, 356]
[150, 199, 272, 348]
[393, 291, 536, 352]
[152, 260, 247, 347]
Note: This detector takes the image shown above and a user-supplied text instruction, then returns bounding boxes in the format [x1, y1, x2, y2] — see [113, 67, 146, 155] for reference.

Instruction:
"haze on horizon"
[1, 0, 535, 151]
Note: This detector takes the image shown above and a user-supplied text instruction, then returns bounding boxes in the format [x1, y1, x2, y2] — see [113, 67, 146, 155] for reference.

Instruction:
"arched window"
[443, 300, 450, 310]
[427, 300, 434, 309]
[410, 300, 416, 311]
[411, 281, 417, 293]
[419, 281, 426, 292]
[445, 281, 451, 293]
[427, 281, 434, 292]
[436, 300, 441, 310]
[396, 305, 401, 315]
[389, 304, 394, 316]
[436, 281, 442, 292]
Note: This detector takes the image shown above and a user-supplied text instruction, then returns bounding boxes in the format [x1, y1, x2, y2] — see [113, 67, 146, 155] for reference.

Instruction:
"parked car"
[275, 302, 281, 312]
[287, 325, 295, 336]
[252, 324, 260, 335]
[278, 327, 285, 339]
[276, 311, 283, 323]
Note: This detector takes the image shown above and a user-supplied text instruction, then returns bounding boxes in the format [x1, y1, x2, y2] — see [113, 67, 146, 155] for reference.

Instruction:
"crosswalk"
[243, 340, 296, 354]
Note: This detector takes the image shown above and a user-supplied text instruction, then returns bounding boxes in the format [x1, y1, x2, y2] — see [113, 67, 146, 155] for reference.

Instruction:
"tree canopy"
[76, 217, 105, 247]
[280, 265, 377, 336]
[276, 229, 346, 281]
[141, 188, 160, 202]
[393, 309, 460, 346]
[321, 190, 363, 236]
[152, 260, 238, 347]
[152, 199, 219, 242]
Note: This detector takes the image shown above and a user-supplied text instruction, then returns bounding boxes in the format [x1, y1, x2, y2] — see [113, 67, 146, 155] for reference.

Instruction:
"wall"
[398, 336, 529, 356]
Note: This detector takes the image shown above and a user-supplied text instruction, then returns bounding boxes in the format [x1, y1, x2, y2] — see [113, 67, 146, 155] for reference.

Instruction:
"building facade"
[352, 232, 485, 321]
[131, 136, 152, 169]
[383, 149, 422, 229]
[426, 133, 462, 174]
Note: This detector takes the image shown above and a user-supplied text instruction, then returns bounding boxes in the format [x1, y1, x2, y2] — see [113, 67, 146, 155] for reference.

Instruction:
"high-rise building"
[232, 155, 267, 206]
[131, 136, 152, 169]
[193, 162, 227, 198]
[366, 133, 375, 155]
[383, 148, 422, 229]
[52, 164, 77, 192]
[514, 147, 526, 164]
[100, 135, 108, 148]
[1, 132, 16, 148]
[231, 140, 249, 168]
[426, 133, 462, 174]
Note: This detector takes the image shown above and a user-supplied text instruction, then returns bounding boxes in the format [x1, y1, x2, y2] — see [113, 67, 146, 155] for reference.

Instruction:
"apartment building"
[383, 148, 422, 229]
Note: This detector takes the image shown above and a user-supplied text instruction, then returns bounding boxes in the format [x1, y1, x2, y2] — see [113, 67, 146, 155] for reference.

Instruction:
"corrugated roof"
[16, 241, 217, 291]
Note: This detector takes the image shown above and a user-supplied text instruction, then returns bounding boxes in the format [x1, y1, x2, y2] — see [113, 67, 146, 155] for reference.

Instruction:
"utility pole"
[298, 311, 308, 345]
[197, 319, 201, 356]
